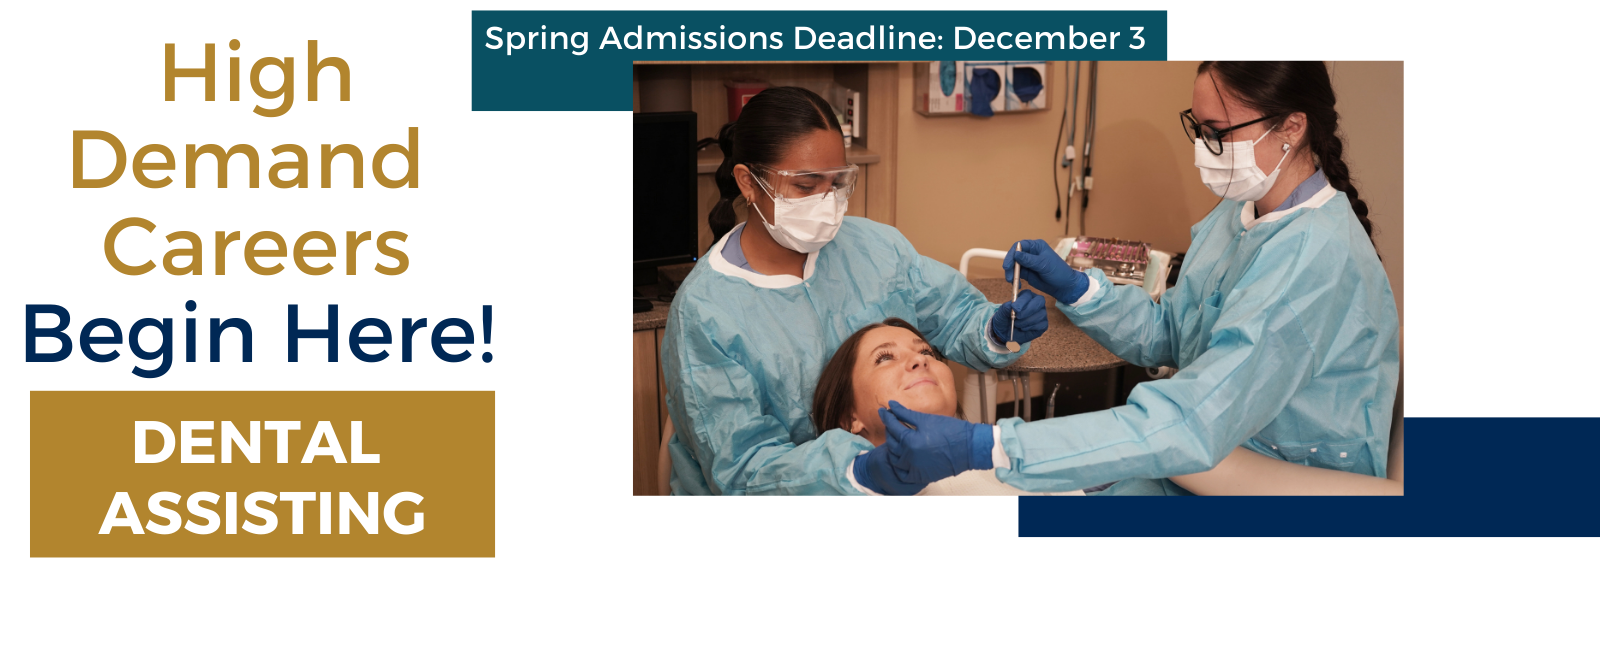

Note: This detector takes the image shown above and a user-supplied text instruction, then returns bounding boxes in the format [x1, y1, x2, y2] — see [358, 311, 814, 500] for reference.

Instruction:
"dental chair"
[656, 397, 1402, 496]
[653, 335, 1402, 495]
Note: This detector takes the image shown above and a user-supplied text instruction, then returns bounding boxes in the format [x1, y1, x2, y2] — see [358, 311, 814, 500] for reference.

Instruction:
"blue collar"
[1274, 168, 1329, 214]
[719, 222, 762, 275]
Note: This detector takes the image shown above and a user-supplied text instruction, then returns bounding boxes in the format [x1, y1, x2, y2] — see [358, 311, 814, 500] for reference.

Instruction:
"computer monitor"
[633, 111, 699, 286]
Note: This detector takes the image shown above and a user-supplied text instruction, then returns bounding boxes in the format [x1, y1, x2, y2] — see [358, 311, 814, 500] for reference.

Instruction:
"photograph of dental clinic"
[632, 61, 1402, 496]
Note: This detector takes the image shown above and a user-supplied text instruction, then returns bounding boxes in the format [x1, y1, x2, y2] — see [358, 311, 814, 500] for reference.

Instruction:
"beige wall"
[1328, 61, 1403, 325]
[894, 61, 1403, 326]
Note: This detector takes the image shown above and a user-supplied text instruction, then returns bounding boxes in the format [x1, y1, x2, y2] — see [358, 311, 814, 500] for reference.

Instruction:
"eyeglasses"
[1180, 109, 1281, 155]
[750, 164, 858, 202]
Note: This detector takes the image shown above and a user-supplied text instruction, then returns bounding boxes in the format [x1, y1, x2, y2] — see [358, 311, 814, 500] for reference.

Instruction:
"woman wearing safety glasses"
[871, 62, 1399, 495]
[660, 87, 1048, 495]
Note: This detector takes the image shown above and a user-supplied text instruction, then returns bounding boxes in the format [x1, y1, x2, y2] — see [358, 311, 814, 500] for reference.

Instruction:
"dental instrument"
[1007, 242, 1022, 353]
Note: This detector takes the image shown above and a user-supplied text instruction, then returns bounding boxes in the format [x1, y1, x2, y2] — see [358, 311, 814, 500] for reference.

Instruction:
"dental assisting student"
[660, 87, 1049, 495]
[876, 62, 1399, 495]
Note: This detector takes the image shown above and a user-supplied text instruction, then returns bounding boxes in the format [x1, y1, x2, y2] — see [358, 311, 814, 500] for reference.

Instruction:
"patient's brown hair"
[811, 318, 943, 436]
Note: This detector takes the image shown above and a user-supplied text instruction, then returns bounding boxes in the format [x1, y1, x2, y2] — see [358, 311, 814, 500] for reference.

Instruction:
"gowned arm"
[664, 343, 873, 496]
[994, 299, 1317, 493]
[1060, 268, 1179, 368]
[1171, 446, 1402, 495]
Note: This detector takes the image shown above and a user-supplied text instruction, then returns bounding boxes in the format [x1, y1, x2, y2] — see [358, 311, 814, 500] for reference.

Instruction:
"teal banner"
[471, 10, 1167, 111]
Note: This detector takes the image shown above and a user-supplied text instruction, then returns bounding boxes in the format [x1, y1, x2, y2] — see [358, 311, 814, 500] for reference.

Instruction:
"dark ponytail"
[706, 86, 842, 243]
[1197, 62, 1376, 251]
[709, 121, 742, 242]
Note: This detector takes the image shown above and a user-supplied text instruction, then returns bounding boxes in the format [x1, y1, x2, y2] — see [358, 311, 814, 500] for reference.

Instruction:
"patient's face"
[846, 326, 958, 446]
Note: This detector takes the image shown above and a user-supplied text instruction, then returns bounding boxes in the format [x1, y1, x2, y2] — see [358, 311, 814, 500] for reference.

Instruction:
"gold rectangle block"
[31, 391, 494, 557]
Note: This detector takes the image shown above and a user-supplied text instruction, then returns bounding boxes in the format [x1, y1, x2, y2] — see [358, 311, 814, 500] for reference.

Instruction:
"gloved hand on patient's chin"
[1004, 239, 1090, 305]
[853, 446, 930, 496]
[988, 289, 1048, 347]
[880, 401, 994, 484]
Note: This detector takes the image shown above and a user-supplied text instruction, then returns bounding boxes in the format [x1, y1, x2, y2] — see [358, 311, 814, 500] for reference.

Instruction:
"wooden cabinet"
[633, 329, 664, 495]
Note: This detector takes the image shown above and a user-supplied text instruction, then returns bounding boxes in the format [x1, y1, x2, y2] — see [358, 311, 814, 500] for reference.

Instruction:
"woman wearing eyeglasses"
[660, 87, 1049, 495]
[874, 62, 1399, 495]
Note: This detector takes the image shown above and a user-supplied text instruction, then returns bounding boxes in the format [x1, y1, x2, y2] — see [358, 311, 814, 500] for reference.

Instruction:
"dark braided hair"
[1197, 62, 1376, 250]
[708, 87, 842, 243]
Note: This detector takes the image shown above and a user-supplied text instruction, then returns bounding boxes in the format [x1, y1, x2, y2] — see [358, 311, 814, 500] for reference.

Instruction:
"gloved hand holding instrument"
[1003, 239, 1091, 305]
[988, 289, 1048, 350]
[880, 401, 995, 484]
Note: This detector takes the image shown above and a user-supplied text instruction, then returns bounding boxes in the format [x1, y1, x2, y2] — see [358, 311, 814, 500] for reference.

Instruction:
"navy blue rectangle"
[472, 10, 1167, 111]
[1019, 418, 1600, 536]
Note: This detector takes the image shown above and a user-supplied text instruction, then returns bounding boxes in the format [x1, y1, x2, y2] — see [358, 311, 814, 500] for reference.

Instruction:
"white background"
[3, 0, 1594, 644]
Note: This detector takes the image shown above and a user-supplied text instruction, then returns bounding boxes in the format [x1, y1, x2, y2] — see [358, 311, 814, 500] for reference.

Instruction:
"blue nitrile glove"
[1004, 239, 1090, 305]
[969, 68, 1000, 117]
[988, 289, 1049, 348]
[852, 445, 932, 496]
[880, 401, 994, 484]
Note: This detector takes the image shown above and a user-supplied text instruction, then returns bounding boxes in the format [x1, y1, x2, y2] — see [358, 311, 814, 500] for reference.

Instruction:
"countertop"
[633, 276, 1125, 373]
[633, 298, 672, 332]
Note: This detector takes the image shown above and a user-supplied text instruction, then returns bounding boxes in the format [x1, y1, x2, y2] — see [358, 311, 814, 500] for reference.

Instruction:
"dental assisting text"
[98, 420, 426, 537]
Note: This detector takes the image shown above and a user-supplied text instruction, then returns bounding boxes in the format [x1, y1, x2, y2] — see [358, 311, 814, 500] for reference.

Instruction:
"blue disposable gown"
[995, 187, 1399, 493]
[662, 218, 1023, 495]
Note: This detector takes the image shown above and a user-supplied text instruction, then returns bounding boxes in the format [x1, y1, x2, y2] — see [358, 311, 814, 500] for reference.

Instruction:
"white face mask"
[1195, 128, 1291, 202]
[750, 190, 847, 254]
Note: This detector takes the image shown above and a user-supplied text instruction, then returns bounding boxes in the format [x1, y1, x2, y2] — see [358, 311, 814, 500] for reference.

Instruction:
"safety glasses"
[1180, 109, 1281, 155]
[750, 164, 859, 203]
